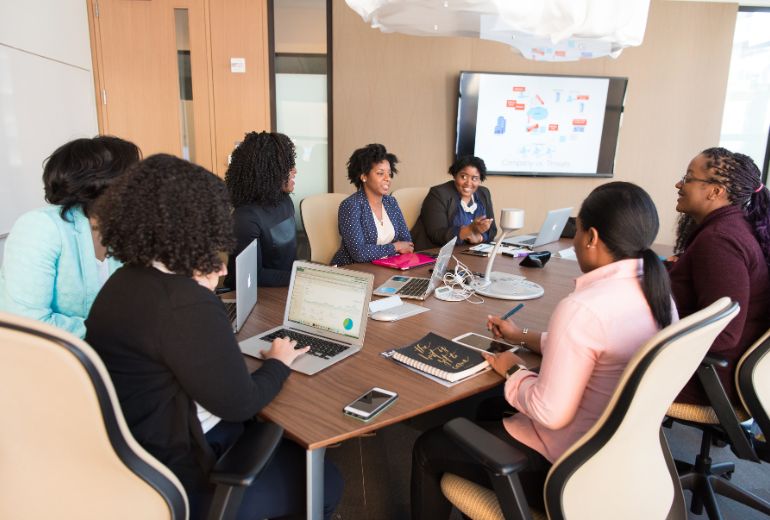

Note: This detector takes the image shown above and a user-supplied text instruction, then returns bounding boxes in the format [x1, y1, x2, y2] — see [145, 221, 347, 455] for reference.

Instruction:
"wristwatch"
[505, 364, 527, 379]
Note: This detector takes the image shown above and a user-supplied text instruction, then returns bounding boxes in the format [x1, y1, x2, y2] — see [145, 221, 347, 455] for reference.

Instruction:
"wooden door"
[88, 0, 214, 170]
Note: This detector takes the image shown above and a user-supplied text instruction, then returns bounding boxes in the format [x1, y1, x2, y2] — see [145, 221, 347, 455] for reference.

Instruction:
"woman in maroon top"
[669, 147, 770, 405]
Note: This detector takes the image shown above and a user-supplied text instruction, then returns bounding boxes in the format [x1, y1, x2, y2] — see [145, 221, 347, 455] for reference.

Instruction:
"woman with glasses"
[224, 131, 298, 288]
[669, 147, 770, 405]
[411, 155, 497, 250]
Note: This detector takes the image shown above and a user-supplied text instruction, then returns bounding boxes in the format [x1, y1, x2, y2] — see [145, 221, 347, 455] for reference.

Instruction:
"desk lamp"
[472, 208, 544, 300]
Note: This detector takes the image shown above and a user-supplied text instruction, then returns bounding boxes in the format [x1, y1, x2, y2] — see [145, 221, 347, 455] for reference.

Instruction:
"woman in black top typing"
[85, 154, 342, 520]
[224, 131, 298, 288]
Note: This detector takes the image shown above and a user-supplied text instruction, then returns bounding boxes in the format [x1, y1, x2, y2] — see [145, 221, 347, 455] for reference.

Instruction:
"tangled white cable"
[435, 256, 484, 304]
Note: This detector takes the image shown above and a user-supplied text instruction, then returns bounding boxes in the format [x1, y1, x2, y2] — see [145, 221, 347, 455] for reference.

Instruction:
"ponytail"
[579, 182, 672, 330]
[746, 186, 770, 271]
[640, 248, 673, 329]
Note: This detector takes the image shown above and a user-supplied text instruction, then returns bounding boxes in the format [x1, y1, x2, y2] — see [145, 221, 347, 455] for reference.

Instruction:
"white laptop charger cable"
[435, 256, 484, 304]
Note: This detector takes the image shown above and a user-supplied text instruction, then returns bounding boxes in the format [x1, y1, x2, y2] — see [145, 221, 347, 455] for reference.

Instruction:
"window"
[719, 8, 770, 180]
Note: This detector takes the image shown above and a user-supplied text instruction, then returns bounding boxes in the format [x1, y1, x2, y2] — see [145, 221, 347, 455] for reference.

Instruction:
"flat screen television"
[455, 71, 628, 178]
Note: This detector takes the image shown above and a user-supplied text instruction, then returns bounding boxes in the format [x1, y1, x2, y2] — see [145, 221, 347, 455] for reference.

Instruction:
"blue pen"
[501, 303, 524, 321]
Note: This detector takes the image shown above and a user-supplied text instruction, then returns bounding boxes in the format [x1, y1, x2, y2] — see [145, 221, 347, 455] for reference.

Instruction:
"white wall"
[0, 0, 98, 237]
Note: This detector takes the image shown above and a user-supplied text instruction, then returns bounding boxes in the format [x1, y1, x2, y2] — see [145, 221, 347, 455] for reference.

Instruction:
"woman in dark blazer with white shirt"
[412, 155, 497, 250]
[330, 144, 413, 266]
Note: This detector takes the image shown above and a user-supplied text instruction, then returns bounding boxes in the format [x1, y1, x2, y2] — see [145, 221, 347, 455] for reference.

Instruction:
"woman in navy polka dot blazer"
[331, 144, 414, 265]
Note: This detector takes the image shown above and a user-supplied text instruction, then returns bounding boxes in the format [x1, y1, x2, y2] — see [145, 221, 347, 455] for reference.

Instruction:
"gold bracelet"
[519, 328, 528, 347]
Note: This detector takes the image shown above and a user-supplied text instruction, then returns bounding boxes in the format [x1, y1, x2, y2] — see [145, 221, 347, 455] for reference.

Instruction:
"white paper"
[369, 296, 403, 314]
[369, 296, 430, 321]
[470, 243, 530, 256]
[558, 246, 577, 261]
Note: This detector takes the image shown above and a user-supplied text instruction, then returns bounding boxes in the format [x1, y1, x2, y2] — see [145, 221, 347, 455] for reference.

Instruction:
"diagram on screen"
[474, 75, 610, 174]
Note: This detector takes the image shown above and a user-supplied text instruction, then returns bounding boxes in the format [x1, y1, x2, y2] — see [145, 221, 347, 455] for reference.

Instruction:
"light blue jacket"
[0, 206, 121, 338]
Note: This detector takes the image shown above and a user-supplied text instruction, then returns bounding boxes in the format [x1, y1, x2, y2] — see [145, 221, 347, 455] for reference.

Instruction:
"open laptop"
[372, 237, 457, 300]
[503, 207, 573, 248]
[239, 261, 374, 375]
[221, 239, 258, 333]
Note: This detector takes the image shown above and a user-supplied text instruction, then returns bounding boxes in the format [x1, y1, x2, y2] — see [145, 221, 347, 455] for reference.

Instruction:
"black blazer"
[411, 180, 497, 250]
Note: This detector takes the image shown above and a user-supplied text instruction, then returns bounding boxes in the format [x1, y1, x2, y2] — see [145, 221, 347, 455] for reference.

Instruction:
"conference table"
[236, 241, 583, 519]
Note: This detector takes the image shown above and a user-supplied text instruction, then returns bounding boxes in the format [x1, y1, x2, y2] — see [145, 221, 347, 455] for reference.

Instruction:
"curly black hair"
[94, 154, 235, 277]
[674, 147, 770, 270]
[43, 135, 141, 220]
[225, 131, 296, 207]
[346, 143, 399, 190]
[448, 155, 487, 181]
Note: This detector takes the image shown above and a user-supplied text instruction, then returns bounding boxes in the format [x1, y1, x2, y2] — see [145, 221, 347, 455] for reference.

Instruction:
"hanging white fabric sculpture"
[345, 0, 651, 61]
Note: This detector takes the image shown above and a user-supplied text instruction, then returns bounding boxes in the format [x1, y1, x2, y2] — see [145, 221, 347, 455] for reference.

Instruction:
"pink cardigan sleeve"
[504, 298, 604, 430]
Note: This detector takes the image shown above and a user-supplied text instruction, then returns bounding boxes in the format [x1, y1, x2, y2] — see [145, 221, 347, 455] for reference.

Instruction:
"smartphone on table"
[343, 387, 398, 422]
[452, 332, 519, 354]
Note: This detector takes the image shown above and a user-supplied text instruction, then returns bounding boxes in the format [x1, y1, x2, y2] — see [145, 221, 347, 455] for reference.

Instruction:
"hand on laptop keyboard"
[262, 336, 310, 367]
[262, 329, 350, 360]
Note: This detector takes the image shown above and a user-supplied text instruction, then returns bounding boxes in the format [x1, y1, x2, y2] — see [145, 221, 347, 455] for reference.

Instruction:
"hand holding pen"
[486, 303, 523, 339]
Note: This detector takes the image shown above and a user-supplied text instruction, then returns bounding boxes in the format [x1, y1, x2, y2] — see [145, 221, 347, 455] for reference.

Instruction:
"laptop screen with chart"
[239, 262, 374, 375]
[286, 265, 369, 341]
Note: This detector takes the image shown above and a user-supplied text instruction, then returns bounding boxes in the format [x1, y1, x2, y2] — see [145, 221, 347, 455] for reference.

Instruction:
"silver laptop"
[503, 207, 573, 248]
[222, 239, 258, 333]
[372, 237, 457, 300]
[239, 261, 374, 375]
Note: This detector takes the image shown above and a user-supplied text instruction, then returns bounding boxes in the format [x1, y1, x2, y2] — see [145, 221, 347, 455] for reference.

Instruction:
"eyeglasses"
[679, 173, 721, 186]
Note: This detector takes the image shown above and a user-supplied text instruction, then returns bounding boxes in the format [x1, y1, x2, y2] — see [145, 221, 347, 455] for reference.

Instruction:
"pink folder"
[371, 253, 436, 270]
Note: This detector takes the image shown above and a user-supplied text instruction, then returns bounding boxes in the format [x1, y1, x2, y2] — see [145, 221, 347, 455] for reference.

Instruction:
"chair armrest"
[444, 417, 529, 476]
[210, 420, 284, 487]
[695, 364, 758, 462]
[702, 353, 729, 368]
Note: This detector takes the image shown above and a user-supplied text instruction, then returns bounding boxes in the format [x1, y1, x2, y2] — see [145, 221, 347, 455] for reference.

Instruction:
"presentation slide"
[474, 74, 610, 174]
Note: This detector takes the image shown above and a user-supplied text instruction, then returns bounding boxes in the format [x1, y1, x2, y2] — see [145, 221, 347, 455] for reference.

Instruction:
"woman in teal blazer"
[0, 136, 140, 338]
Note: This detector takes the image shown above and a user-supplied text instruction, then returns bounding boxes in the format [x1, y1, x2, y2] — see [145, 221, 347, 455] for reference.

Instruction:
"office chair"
[439, 297, 738, 520]
[665, 326, 770, 519]
[300, 192, 347, 264]
[392, 186, 429, 231]
[0, 312, 283, 520]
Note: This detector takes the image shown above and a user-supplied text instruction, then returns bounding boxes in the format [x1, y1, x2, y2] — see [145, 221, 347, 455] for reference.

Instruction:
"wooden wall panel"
[208, 0, 271, 176]
[332, 0, 737, 245]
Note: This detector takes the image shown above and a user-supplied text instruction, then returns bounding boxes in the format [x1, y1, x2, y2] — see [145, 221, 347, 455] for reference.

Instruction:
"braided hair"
[225, 131, 296, 207]
[579, 182, 672, 329]
[674, 148, 770, 270]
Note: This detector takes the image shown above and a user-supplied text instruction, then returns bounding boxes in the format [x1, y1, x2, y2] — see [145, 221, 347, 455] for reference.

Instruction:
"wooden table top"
[236, 240, 584, 450]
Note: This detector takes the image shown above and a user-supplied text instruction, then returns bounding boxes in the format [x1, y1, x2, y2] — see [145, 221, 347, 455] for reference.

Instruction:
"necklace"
[369, 196, 385, 225]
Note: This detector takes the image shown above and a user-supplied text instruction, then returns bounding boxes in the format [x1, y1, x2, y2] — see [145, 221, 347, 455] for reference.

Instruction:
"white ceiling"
[669, 0, 770, 7]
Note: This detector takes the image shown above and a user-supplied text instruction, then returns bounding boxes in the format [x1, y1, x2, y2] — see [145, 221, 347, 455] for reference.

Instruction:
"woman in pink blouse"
[411, 182, 677, 517]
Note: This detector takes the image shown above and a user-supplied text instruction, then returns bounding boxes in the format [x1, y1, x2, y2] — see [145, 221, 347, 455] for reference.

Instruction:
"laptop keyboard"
[396, 277, 430, 297]
[223, 301, 237, 323]
[517, 237, 536, 246]
[260, 329, 349, 359]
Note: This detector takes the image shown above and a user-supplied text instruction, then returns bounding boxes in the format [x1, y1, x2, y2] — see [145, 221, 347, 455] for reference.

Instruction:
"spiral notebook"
[390, 332, 489, 383]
